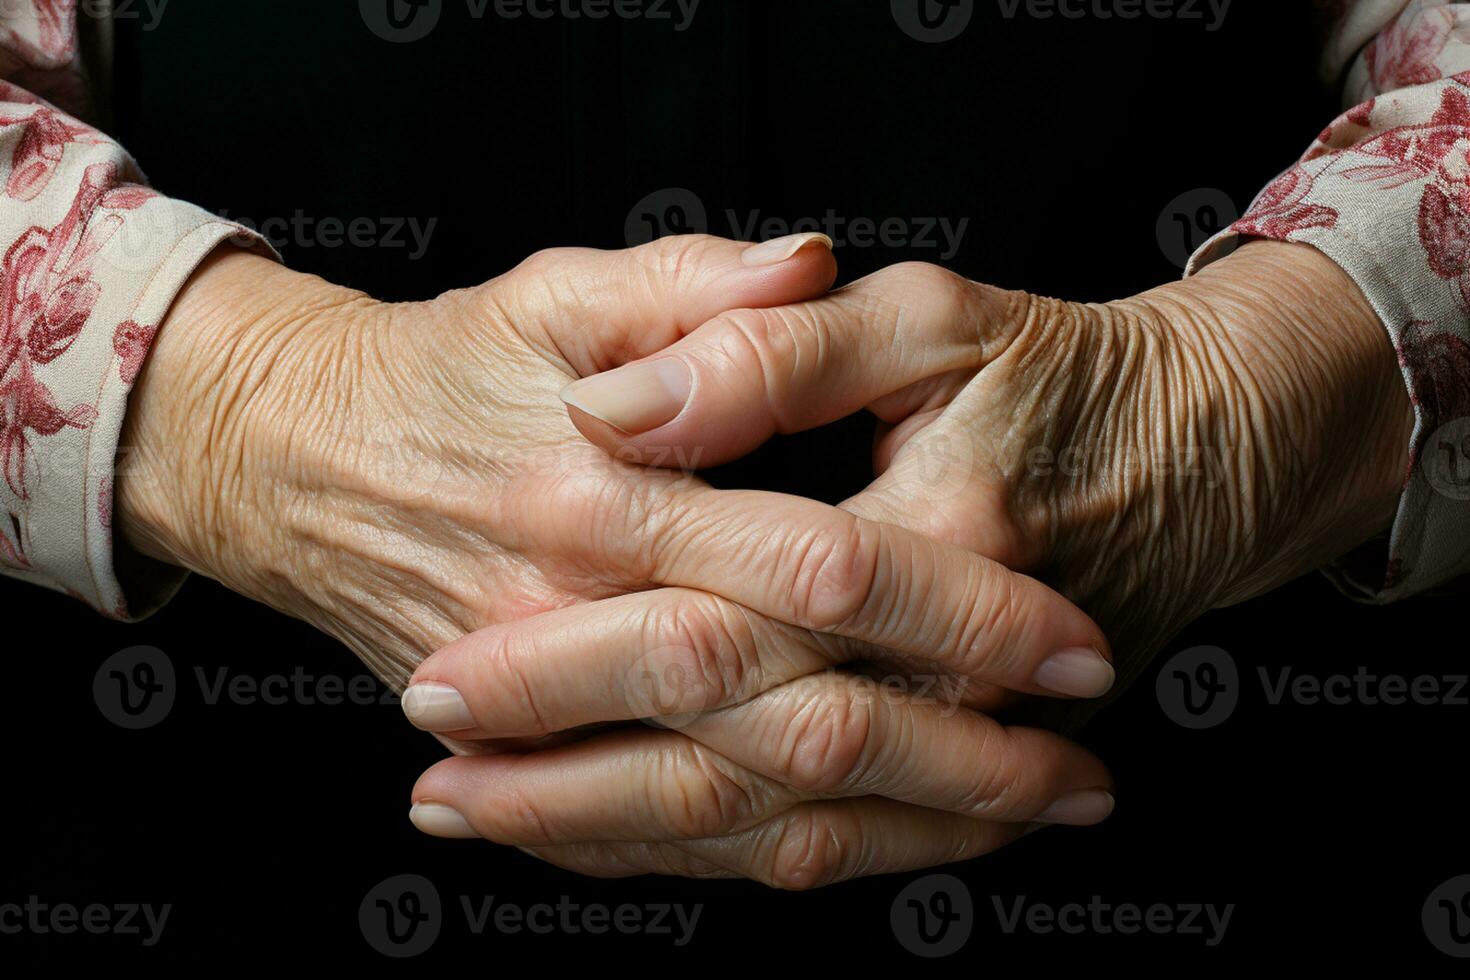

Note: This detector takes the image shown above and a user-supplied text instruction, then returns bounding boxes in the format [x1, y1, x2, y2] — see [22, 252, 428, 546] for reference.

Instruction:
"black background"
[5, 0, 1467, 968]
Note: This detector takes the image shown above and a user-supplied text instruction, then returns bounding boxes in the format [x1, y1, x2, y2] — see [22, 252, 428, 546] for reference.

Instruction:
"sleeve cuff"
[1186, 82, 1470, 601]
[0, 168, 275, 618]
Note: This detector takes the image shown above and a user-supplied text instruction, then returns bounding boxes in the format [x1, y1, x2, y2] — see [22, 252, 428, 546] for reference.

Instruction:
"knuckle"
[957, 727, 1025, 816]
[648, 594, 765, 712]
[471, 628, 550, 735]
[516, 246, 582, 280]
[654, 742, 763, 839]
[883, 261, 968, 304]
[637, 234, 721, 282]
[544, 469, 682, 583]
[490, 779, 558, 845]
[724, 304, 810, 367]
[953, 561, 1028, 679]
[713, 306, 832, 430]
[786, 515, 883, 630]
[653, 850, 740, 881]
[776, 688, 879, 793]
[764, 807, 859, 891]
[705, 307, 787, 373]
[879, 261, 978, 329]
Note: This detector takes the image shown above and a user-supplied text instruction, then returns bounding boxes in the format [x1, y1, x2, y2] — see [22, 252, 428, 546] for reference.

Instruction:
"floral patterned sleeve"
[0, 1, 269, 618]
[1189, 0, 1470, 601]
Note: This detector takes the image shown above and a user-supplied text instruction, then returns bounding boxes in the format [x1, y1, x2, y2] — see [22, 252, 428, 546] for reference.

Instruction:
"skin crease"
[115, 236, 1123, 889]
[402, 239, 1413, 884]
[552, 240, 1413, 702]
[116, 241, 859, 683]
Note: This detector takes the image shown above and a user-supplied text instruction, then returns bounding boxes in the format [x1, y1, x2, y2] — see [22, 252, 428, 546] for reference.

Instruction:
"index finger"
[523, 478, 1114, 700]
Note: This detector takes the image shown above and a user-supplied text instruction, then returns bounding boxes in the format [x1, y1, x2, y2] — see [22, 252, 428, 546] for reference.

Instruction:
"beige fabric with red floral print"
[0, 0, 268, 618]
[1192, 0, 1470, 600]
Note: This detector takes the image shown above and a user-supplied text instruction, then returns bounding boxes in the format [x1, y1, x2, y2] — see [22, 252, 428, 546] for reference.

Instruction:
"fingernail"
[410, 802, 481, 838]
[1035, 790, 1115, 826]
[402, 682, 476, 732]
[741, 232, 834, 267]
[1034, 647, 1115, 698]
[558, 359, 692, 434]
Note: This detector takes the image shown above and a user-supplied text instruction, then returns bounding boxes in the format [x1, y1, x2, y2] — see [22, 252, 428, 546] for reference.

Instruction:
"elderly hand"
[116, 235, 1119, 887]
[117, 233, 841, 687]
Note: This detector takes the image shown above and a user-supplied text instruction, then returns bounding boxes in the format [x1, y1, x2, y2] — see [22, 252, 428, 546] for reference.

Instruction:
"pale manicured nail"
[1035, 790, 1115, 827]
[1034, 647, 1115, 698]
[401, 682, 476, 732]
[741, 232, 834, 267]
[558, 359, 692, 434]
[410, 802, 481, 839]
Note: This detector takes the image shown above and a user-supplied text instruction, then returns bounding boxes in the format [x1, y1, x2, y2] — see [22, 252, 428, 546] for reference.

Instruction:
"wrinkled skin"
[559, 239, 1413, 691]
[406, 240, 1413, 884]
[118, 236, 1121, 890]
[119, 237, 854, 689]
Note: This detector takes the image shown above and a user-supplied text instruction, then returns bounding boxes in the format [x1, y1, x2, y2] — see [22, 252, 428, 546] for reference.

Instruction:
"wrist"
[117, 247, 377, 587]
[1132, 240, 1413, 600]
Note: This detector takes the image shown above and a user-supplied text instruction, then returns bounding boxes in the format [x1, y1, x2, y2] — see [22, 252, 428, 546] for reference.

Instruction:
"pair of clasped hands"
[118, 229, 1410, 888]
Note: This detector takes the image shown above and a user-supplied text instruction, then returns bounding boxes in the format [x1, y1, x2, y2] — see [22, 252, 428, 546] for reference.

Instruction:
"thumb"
[560, 263, 1022, 466]
[499, 233, 837, 379]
